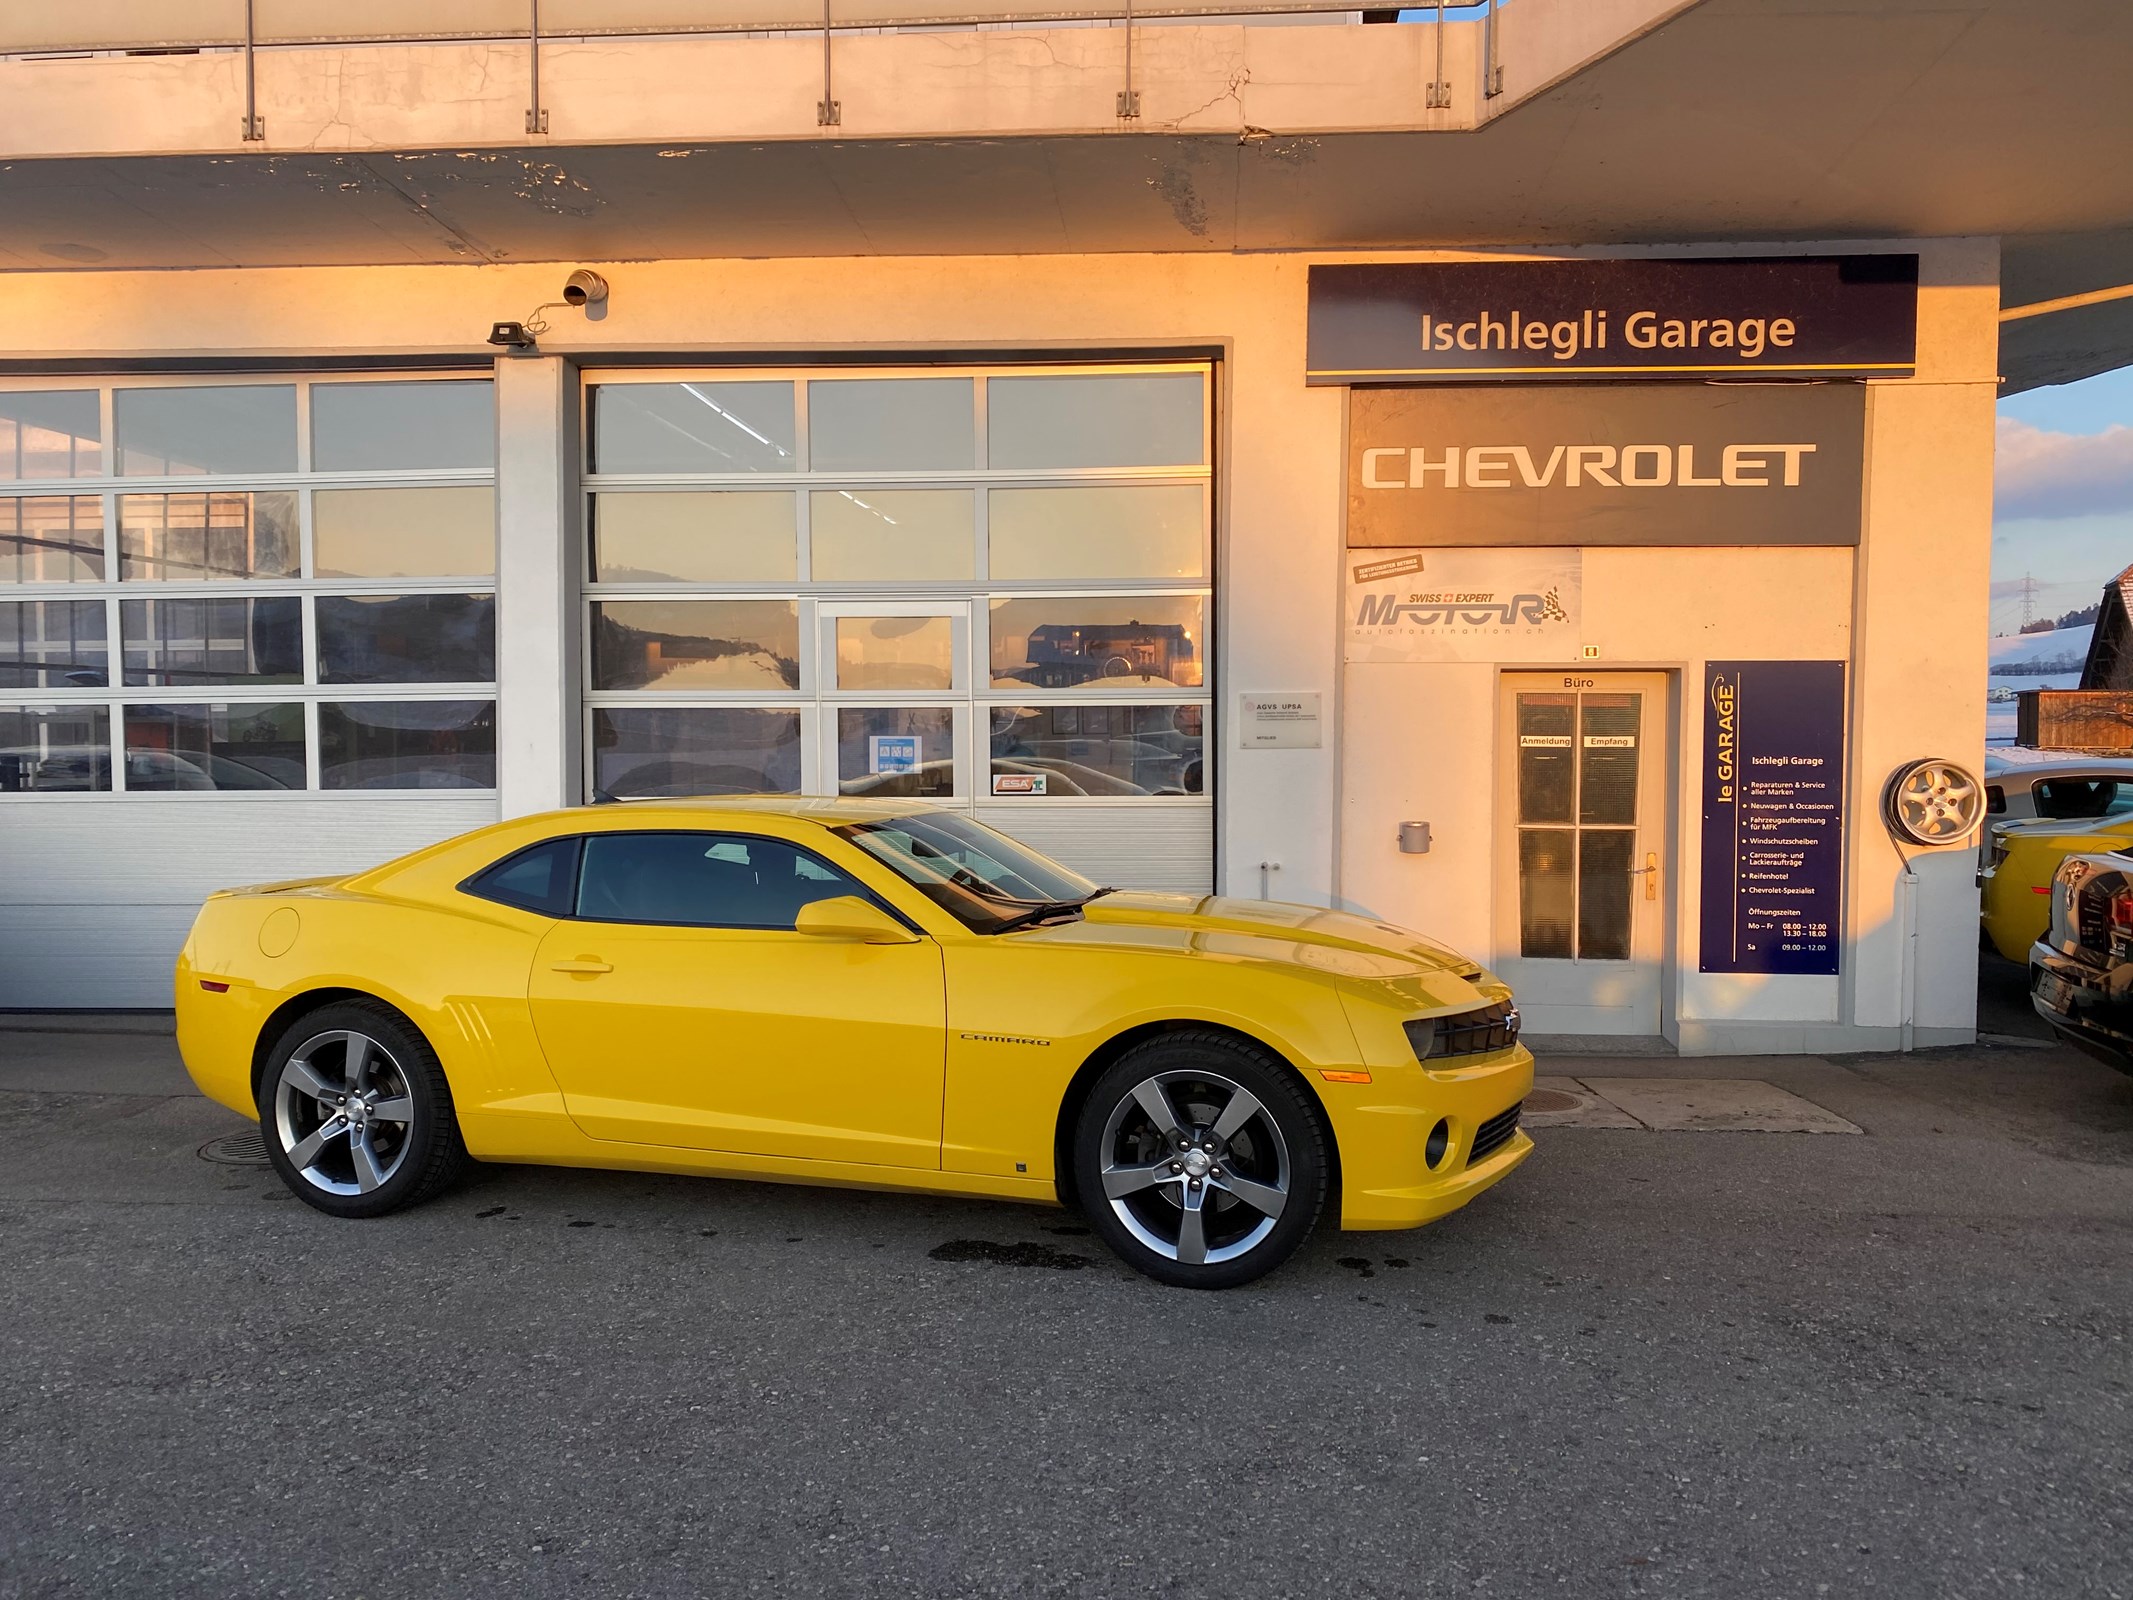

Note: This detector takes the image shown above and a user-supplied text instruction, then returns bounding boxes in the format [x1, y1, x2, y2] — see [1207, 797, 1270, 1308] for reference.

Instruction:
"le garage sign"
[1346, 382, 1865, 548]
[1307, 256, 1917, 384]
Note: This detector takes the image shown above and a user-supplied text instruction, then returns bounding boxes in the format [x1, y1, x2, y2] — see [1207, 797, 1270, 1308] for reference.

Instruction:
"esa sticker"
[991, 772, 1048, 796]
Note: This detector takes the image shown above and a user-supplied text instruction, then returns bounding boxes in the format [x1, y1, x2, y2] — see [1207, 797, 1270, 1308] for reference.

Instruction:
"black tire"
[256, 998, 469, 1219]
[1073, 1031, 1329, 1289]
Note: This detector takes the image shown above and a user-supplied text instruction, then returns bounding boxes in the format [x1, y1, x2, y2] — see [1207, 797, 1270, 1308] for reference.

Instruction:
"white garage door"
[0, 375, 501, 1009]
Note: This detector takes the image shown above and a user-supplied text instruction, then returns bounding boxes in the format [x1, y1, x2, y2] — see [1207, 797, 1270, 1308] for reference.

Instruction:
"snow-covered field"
[1985, 623, 2095, 745]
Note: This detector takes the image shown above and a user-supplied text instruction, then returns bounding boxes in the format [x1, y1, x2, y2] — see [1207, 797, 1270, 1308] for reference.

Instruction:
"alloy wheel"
[271, 1029, 416, 1197]
[1097, 1070, 1291, 1266]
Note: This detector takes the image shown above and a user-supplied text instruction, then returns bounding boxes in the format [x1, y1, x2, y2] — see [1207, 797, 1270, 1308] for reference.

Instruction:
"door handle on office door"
[549, 959, 613, 975]
[1627, 852, 1659, 901]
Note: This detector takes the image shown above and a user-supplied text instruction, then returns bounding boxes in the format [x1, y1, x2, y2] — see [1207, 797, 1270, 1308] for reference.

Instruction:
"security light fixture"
[487, 320, 538, 351]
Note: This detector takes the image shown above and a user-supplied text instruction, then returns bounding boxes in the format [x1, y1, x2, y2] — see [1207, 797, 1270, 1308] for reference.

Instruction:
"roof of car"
[1984, 749, 2133, 776]
[575, 795, 941, 825]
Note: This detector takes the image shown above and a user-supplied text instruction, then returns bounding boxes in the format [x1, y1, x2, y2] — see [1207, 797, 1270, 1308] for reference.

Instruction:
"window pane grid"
[582, 364, 1213, 804]
[0, 376, 497, 796]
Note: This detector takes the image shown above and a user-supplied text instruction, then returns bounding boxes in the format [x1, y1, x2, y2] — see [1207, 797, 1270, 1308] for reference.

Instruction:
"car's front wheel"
[1073, 1033, 1328, 1289]
[257, 1000, 468, 1218]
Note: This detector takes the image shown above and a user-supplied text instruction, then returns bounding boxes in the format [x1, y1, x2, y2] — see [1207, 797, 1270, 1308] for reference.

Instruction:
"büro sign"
[1307, 255, 1916, 384]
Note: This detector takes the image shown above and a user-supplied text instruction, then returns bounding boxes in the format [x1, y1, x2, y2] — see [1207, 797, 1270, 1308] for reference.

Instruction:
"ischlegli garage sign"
[1306, 255, 1918, 384]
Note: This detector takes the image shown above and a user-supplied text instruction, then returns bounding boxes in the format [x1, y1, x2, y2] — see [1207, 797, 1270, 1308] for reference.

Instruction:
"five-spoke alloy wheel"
[257, 1000, 467, 1218]
[1074, 1033, 1327, 1288]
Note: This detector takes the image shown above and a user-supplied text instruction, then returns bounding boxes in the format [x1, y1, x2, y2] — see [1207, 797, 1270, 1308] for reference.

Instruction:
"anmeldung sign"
[1699, 661, 1846, 976]
[1346, 383, 1865, 548]
[1308, 256, 1917, 384]
[1345, 548, 1581, 663]
[1239, 693, 1323, 749]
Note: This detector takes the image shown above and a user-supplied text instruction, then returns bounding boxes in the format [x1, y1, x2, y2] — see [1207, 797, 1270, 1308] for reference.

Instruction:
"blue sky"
[1992, 366, 2133, 634]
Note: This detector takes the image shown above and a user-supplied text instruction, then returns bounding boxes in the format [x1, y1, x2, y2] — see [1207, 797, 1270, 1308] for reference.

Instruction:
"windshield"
[835, 812, 1098, 934]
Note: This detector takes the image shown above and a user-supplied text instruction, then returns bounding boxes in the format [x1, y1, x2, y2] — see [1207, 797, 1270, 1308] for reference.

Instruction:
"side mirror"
[794, 895, 919, 944]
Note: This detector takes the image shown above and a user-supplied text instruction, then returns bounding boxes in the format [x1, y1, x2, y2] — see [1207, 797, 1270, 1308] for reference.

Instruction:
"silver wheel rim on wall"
[1098, 1069, 1291, 1266]
[272, 1030, 416, 1196]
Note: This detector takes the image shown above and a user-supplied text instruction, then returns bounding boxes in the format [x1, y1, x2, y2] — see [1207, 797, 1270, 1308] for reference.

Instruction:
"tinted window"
[465, 838, 581, 917]
[577, 832, 863, 929]
[2034, 779, 2120, 821]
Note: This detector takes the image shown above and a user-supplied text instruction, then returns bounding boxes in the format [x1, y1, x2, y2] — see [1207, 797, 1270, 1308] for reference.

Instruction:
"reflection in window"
[0, 599, 107, 689]
[810, 489, 973, 581]
[0, 497, 104, 584]
[590, 383, 796, 474]
[122, 703, 305, 791]
[316, 594, 496, 685]
[988, 486, 1205, 581]
[320, 700, 496, 789]
[808, 379, 974, 472]
[313, 487, 495, 579]
[591, 492, 796, 583]
[836, 706, 956, 799]
[311, 381, 495, 473]
[0, 392, 101, 480]
[590, 600, 799, 691]
[591, 706, 802, 798]
[121, 596, 301, 687]
[989, 703, 1202, 796]
[834, 615, 955, 691]
[986, 373, 1205, 469]
[119, 492, 298, 581]
[114, 386, 297, 477]
[0, 704, 109, 792]
[577, 831, 860, 928]
[988, 596, 1204, 690]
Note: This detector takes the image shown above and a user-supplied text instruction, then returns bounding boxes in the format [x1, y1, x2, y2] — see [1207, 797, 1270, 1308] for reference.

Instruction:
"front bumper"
[2029, 943, 2133, 1075]
[1333, 1043, 1535, 1230]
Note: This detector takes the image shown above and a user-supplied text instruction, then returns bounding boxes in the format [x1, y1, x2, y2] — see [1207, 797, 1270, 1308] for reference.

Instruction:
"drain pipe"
[1897, 854, 1919, 1053]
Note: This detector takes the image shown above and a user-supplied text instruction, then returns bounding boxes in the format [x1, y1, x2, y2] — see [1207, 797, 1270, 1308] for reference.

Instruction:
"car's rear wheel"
[1073, 1033, 1328, 1289]
[257, 1000, 468, 1218]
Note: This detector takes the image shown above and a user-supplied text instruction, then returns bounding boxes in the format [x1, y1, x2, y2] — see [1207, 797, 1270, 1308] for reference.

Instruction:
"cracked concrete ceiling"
[3, 0, 2131, 388]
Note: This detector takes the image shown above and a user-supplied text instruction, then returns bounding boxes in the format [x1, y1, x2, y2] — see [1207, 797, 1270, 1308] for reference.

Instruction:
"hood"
[1037, 891, 1499, 1012]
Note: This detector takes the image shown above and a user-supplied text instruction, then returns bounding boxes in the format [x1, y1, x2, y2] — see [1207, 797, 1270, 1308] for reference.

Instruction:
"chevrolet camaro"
[175, 799, 1533, 1288]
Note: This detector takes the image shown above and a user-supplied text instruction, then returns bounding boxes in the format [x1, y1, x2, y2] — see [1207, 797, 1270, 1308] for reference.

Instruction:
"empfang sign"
[1360, 442, 1816, 491]
[1346, 383, 1865, 550]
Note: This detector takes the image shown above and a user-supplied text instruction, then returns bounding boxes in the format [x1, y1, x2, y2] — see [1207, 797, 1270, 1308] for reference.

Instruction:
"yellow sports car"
[175, 799, 1533, 1288]
[1982, 812, 2133, 962]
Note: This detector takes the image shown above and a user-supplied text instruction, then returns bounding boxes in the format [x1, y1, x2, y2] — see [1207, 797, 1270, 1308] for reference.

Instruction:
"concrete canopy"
[2, 0, 2130, 388]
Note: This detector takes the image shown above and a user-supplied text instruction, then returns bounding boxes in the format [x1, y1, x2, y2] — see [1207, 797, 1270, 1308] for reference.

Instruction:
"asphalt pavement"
[1, 1013, 2128, 1600]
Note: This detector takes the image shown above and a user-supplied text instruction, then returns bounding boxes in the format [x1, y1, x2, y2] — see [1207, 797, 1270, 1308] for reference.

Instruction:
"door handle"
[549, 959, 613, 975]
[1627, 852, 1659, 901]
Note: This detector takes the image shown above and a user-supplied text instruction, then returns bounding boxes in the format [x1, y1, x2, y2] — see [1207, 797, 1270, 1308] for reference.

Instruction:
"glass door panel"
[1496, 673, 1668, 1038]
[833, 705, 963, 800]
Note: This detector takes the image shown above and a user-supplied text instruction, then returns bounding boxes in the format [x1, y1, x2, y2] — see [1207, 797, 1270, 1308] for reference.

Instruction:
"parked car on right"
[2029, 849, 2133, 1075]
[1978, 751, 2133, 960]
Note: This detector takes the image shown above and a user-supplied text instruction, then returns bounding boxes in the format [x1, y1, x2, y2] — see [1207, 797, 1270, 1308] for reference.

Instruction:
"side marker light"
[1318, 1069, 1372, 1084]
[199, 980, 231, 993]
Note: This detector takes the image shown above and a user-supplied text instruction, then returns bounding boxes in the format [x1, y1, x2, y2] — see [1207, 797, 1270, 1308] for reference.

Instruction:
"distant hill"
[1990, 623, 2094, 675]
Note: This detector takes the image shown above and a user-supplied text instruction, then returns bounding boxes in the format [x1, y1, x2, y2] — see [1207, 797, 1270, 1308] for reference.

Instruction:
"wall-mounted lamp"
[486, 321, 538, 351]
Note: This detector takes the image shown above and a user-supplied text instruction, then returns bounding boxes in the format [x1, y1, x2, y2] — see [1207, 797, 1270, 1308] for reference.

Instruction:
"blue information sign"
[1699, 661, 1846, 976]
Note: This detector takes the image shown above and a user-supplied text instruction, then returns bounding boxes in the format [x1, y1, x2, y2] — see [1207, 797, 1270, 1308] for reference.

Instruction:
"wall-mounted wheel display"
[1881, 757, 1985, 847]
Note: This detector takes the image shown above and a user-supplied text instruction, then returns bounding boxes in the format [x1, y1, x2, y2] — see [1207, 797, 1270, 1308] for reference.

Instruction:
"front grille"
[1468, 1103, 1522, 1166]
[1405, 999, 1520, 1062]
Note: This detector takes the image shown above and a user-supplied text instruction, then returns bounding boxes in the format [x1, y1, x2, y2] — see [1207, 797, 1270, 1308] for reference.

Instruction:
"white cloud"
[1997, 416, 2133, 520]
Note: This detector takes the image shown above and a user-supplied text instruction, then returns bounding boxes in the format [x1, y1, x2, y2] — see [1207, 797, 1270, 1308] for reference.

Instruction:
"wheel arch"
[1051, 1019, 1340, 1215]
[250, 986, 419, 1102]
